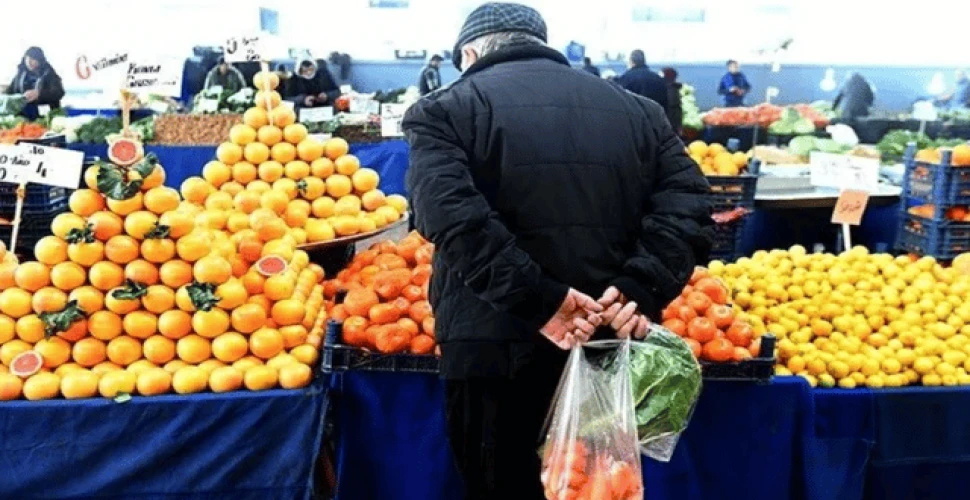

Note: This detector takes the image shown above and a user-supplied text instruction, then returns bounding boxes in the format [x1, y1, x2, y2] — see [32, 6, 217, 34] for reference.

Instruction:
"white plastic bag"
[539, 341, 644, 500]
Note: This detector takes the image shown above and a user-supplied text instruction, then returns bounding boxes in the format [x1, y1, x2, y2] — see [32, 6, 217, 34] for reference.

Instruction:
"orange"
[0, 288, 34, 318]
[386, 194, 408, 214]
[257, 125, 284, 146]
[104, 235, 140, 264]
[159, 210, 194, 238]
[90, 361, 122, 375]
[192, 309, 230, 338]
[234, 191, 262, 214]
[0, 316, 13, 344]
[264, 275, 295, 301]
[255, 90, 282, 110]
[136, 368, 172, 396]
[141, 238, 177, 264]
[212, 332, 249, 363]
[175, 286, 197, 312]
[0, 262, 17, 290]
[34, 337, 71, 368]
[310, 157, 335, 178]
[143, 186, 180, 215]
[194, 255, 233, 284]
[255, 217, 288, 242]
[73, 338, 107, 367]
[126, 359, 158, 376]
[244, 107, 270, 129]
[123, 311, 158, 339]
[0, 339, 31, 366]
[238, 239, 264, 263]
[98, 370, 136, 397]
[198, 359, 226, 374]
[290, 344, 319, 366]
[268, 106, 296, 128]
[250, 328, 285, 360]
[181, 177, 214, 204]
[125, 259, 159, 285]
[273, 178, 298, 200]
[209, 366, 244, 393]
[23, 372, 61, 400]
[34, 236, 68, 266]
[952, 144, 970, 166]
[141, 285, 175, 314]
[334, 195, 361, 216]
[159, 260, 193, 288]
[51, 212, 86, 239]
[172, 365, 208, 394]
[88, 310, 123, 341]
[334, 155, 360, 176]
[216, 142, 244, 165]
[361, 189, 386, 211]
[89, 261, 125, 291]
[283, 123, 308, 145]
[31, 286, 67, 314]
[142, 335, 176, 365]
[105, 288, 141, 315]
[284, 160, 311, 180]
[325, 174, 353, 198]
[260, 189, 289, 214]
[278, 362, 312, 389]
[247, 180, 272, 194]
[296, 138, 324, 162]
[271, 299, 305, 326]
[69, 188, 105, 217]
[158, 310, 193, 340]
[244, 142, 271, 164]
[176, 232, 211, 262]
[311, 198, 336, 219]
[244, 365, 278, 391]
[0, 373, 23, 401]
[163, 360, 188, 373]
[229, 124, 258, 146]
[201, 160, 232, 188]
[106, 192, 144, 217]
[231, 161, 258, 185]
[177, 334, 211, 364]
[299, 177, 326, 201]
[280, 325, 308, 349]
[351, 168, 380, 192]
[68, 240, 105, 267]
[324, 138, 350, 160]
[241, 271, 266, 296]
[258, 160, 285, 183]
[253, 71, 280, 91]
[205, 191, 234, 212]
[137, 164, 166, 190]
[15, 314, 46, 343]
[89, 211, 124, 241]
[15, 262, 50, 292]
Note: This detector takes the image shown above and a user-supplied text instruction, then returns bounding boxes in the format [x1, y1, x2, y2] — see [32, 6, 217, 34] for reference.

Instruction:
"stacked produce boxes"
[708, 174, 757, 261]
[0, 184, 68, 260]
[896, 145, 970, 260]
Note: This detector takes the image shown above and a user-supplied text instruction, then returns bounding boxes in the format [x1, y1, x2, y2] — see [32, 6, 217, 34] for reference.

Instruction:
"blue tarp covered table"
[68, 140, 409, 196]
[328, 373, 970, 500]
[0, 381, 328, 499]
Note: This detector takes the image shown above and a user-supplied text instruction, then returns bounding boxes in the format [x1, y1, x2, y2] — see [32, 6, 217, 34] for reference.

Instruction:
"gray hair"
[463, 31, 545, 59]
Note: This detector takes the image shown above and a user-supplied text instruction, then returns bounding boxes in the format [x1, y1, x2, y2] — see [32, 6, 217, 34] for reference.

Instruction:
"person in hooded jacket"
[403, 3, 713, 497]
[284, 59, 340, 109]
[5, 46, 65, 119]
[203, 57, 246, 93]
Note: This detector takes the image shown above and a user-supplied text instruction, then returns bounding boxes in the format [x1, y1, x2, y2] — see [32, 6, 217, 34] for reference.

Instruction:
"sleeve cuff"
[508, 276, 569, 334]
[610, 276, 660, 321]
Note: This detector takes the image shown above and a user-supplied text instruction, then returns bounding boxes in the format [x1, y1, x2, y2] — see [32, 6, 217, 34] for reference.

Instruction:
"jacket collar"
[463, 44, 569, 78]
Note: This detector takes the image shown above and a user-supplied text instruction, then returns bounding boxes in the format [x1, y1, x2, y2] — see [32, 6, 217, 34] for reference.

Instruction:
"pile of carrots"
[0, 122, 47, 144]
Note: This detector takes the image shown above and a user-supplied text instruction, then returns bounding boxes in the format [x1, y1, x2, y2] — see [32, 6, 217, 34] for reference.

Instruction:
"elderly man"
[403, 3, 713, 498]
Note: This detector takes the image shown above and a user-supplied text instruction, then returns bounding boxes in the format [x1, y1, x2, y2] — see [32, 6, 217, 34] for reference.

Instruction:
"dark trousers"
[444, 351, 566, 500]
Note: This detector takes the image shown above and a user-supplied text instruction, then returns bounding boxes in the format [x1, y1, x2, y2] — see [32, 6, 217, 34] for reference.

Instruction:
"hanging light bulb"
[819, 68, 837, 92]
[927, 72, 946, 95]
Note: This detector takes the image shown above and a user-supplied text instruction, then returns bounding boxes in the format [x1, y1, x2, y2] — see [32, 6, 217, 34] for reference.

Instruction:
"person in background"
[274, 63, 291, 89]
[403, 3, 713, 497]
[833, 72, 875, 122]
[285, 59, 340, 109]
[203, 57, 246, 93]
[4, 46, 64, 119]
[419, 54, 444, 95]
[662, 67, 683, 134]
[717, 59, 751, 107]
[615, 49, 668, 110]
[582, 56, 600, 77]
[938, 69, 970, 110]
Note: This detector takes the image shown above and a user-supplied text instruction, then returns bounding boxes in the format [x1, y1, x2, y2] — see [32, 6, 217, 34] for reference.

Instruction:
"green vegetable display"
[74, 116, 155, 144]
[875, 130, 966, 164]
[681, 85, 702, 131]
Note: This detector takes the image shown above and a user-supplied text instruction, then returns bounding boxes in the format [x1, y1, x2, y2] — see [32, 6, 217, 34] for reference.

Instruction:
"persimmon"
[373, 269, 411, 299]
[330, 304, 348, 322]
[414, 244, 433, 265]
[687, 317, 717, 344]
[702, 337, 734, 363]
[343, 289, 379, 317]
[410, 335, 435, 355]
[411, 264, 431, 286]
[685, 338, 702, 358]
[374, 326, 409, 354]
[706, 304, 734, 329]
[422, 316, 435, 336]
[125, 260, 159, 285]
[373, 253, 407, 271]
[685, 291, 712, 314]
[733, 346, 753, 362]
[342, 316, 370, 347]
[401, 285, 424, 303]
[662, 318, 687, 337]
[694, 278, 728, 305]
[725, 321, 754, 348]
[369, 303, 401, 324]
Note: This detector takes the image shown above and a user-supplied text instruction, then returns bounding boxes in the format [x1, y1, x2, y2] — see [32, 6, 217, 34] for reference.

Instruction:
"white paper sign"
[75, 52, 130, 86]
[809, 152, 879, 192]
[0, 144, 32, 184]
[196, 99, 220, 113]
[124, 58, 183, 97]
[381, 103, 407, 137]
[913, 101, 938, 122]
[19, 144, 84, 189]
[300, 106, 334, 123]
[350, 95, 379, 114]
[224, 35, 264, 63]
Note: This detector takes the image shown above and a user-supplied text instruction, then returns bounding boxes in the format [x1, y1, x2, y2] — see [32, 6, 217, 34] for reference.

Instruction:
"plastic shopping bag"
[539, 341, 644, 500]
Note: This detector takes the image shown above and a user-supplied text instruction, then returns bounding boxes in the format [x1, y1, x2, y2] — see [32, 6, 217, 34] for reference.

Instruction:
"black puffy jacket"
[403, 45, 713, 378]
[616, 65, 669, 110]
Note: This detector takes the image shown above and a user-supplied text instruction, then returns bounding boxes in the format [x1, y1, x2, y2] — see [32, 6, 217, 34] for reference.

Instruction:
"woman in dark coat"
[5, 46, 65, 119]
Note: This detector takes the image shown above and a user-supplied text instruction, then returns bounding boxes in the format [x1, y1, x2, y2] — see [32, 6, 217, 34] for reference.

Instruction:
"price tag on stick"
[224, 35, 263, 63]
[0, 144, 32, 184]
[831, 189, 870, 250]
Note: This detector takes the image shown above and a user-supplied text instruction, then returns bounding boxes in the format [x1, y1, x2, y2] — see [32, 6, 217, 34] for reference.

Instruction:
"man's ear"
[461, 47, 478, 71]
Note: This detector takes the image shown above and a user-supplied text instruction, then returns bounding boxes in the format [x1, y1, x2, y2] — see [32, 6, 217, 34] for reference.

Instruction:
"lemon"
[838, 377, 857, 389]
[866, 375, 885, 388]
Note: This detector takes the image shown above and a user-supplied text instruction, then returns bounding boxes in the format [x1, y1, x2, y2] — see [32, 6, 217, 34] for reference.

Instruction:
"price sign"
[196, 99, 220, 113]
[19, 143, 84, 189]
[912, 101, 938, 122]
[810, 152, 879, 192]
[75, 51, 130, 85]
[299, 106, 334, 123]
[350, 95, 379, 114]
[224, 35, 263, 63]
[0, 144, 31, 184]
[124, 57, 183, 97]
[831, 189, 870, 226]
[381, 103, 407, 137]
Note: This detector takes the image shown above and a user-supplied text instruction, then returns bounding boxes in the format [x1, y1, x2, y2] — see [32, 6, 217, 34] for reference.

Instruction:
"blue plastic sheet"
[0, 385, 328, 499]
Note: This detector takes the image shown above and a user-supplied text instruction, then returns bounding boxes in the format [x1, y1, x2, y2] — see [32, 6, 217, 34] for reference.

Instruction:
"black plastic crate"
[17, 134, 67, 148]
[700, 335, 776, 383]
[896, 213, 970, 260]
[904, 161, 970, 206]
[0, 210, 65, 259]
[0, 184, 69, 215]
[323, 344, 440, 374]
[707, 175, 758, 213]
[710, 219, 746, 262]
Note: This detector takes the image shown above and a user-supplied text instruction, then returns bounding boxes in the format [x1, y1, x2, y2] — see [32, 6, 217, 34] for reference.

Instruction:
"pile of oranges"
[190, 70, 407, 247]
[327, 232, 436, 356]
[661, 268, 762, 363]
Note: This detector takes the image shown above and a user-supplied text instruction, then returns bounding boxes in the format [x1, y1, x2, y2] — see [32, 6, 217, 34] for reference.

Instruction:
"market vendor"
[203, 57, 246, 93]
[285, 59, 340, 110]
[418, 55, 444, 95]
[833, 72, 875, 122]
[718, 59, 751, 107]
[4, 46, 64, 119]
[403, 3, 713, 498]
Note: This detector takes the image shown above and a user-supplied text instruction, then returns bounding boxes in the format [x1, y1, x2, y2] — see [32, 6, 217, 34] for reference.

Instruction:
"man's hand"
[304, 96, 316, 107]
[540, 289, 603, 349]
[316, 93, 329, 103]
[24, 90, 39, 102]
[597, 286, 650, 339]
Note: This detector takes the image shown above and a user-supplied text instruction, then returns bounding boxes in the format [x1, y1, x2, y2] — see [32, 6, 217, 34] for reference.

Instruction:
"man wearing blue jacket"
[718, 60, 751, 107]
